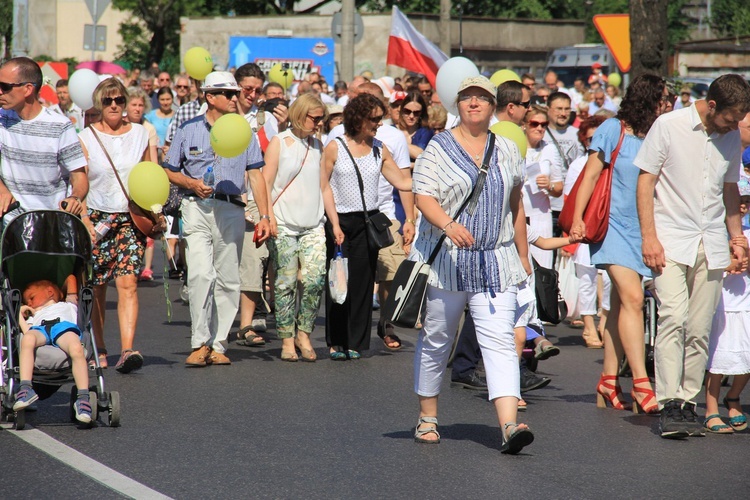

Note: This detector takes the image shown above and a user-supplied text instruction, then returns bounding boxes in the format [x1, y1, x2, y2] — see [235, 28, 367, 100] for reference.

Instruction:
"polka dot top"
[330, 137, 383, 213]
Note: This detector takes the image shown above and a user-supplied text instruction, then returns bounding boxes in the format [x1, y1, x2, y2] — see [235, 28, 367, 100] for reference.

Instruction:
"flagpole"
[439, 0, 451, 56]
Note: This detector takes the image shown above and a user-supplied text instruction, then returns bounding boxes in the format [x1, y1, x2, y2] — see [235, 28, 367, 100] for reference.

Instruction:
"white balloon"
[435, 57, 479, 115]
[68, 69, 100, 111]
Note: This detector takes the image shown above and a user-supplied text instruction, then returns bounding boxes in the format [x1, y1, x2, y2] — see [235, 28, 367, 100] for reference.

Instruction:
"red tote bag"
[559, 120, 625, 244]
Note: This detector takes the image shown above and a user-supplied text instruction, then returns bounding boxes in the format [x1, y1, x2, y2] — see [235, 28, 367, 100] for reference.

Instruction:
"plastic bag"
[557, 254, 580, 320]
[328, 246, 348, 304]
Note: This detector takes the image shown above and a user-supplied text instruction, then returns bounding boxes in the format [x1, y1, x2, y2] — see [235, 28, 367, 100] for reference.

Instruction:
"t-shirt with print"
[0, 107, 86, 211]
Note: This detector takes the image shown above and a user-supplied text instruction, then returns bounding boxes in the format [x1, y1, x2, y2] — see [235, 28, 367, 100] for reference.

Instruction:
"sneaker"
[138, 268, 154, 281]
[179, 283, 190, 304]
[208, 350, 231, 365]
[372, 293, 380, 310]
[13, 386, 38, 411]
[74, 398, 92, 424]
[520, 366, 551, 393]
[682, 402, 706, 437]
[659, 400, 690, 439]
[251, 317, 267, 332]
[451, 371, 488, 391]
[186, 345, 212, 367]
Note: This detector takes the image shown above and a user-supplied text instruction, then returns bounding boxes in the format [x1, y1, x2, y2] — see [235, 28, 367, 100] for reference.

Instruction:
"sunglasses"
[242, 86, 263, 94]
[175, 85, 189, 90]
[307, 114, 324, 124]
[102, 96, 126, 106]
[527, 120, 549, 129]
[401, 108, 422, 117]
[0, 81, 32, 93]
[512, 100, 531, 109]
[367, 114, 384, 124]
[458, 94, 493, 104]
[210, 90, 240, 99]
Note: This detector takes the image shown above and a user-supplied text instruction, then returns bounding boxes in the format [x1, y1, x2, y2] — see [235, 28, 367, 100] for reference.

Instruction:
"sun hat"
[456, 76, 497, 98]
[327, 104, 344, 115]
[200, 71, 241, 92]
[389, 91, 408, 104]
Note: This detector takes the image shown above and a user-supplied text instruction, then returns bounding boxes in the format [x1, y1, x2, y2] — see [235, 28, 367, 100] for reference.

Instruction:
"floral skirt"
[89, 209, 146, 285]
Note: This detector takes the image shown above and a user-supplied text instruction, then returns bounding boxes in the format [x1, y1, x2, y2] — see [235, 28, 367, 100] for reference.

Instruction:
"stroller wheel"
[108, 391, 121, 427]
[14, 409, 25, 430]
[88, 391, 98, 427]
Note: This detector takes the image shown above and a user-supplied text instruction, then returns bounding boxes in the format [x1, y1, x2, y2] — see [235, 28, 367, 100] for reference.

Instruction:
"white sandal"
[414, 416, 440, 444]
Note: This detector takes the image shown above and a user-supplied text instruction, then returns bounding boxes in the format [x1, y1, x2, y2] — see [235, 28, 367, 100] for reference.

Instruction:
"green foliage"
[0, 0, 13, 59]
[710, 0, 750, 38]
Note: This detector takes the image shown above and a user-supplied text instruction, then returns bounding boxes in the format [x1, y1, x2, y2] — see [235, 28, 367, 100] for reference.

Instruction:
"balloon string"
[161, 236, 173, 323]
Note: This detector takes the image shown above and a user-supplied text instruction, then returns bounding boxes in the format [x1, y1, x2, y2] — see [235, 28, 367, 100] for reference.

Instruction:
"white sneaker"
[179, 283, 189, 304]
[251, 317, 267, 332]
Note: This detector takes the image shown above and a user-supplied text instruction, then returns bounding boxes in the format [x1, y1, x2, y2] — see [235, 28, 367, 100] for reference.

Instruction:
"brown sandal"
[236, 325, 266, 347]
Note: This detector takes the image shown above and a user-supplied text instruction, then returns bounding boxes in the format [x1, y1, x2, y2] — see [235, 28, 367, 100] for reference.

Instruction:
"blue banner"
[228, 37, 335, 84]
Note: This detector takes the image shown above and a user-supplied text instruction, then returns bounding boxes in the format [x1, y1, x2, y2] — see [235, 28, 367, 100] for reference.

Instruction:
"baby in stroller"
[13, 279, 92, 423]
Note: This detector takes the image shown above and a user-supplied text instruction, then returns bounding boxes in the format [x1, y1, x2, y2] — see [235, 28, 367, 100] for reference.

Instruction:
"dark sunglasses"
[210, 90, 240, 99]
[512, 100, 531, 109]
[102, 96, 126, 106]
[401, 108, 422, 117]
[367, 114, 384, 124]
[175, 85, 189, 90]
[0, 81, 33, 93]
[307, 114, 324, 124]
[527, 120, 549, 129]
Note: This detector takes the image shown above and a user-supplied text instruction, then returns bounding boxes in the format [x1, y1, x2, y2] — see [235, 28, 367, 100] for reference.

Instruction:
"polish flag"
[387, 6, 449, 87]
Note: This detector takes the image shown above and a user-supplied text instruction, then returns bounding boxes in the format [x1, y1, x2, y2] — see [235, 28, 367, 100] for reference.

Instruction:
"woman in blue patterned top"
[410, 76, 534, 455]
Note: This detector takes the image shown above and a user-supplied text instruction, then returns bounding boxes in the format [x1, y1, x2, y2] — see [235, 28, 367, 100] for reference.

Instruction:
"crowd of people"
[3, 54, 750, 451]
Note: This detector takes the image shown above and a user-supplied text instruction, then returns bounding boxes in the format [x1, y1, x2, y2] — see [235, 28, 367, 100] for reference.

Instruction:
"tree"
[630, 0, 669, 78]
[0, 0, 12, 60]
[710, 0, 750, 38]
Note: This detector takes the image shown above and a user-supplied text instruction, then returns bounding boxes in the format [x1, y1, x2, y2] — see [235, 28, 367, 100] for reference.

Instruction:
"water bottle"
[94, 214, 117, 242]
[203, 167, 215, 189]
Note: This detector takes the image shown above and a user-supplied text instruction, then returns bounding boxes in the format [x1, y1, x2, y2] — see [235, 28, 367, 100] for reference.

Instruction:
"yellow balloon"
[490, 121, 527, 157]
[268, 63, 294, 90]
[184, 47, 213, 81]
[210, 113, 253, 158]
[608, 73, 622, 88]
[490, 69, 521, 87]
[128, 161, 170, 211]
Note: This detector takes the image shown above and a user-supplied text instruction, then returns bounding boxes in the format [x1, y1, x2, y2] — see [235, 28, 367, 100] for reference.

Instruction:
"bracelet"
[442, 220, 455, 232]
[259, 214, 271, 221]
[405, 218, 417, 224]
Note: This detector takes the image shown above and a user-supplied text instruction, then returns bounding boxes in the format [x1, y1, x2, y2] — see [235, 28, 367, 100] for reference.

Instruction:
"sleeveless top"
[330, 137, 383, 213]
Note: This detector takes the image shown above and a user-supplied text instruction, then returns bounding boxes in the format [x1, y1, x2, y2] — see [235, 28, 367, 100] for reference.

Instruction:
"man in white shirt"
[635, 74, 750, 439]
[55, 79, 84, 133]
[0, 57, 88, 219]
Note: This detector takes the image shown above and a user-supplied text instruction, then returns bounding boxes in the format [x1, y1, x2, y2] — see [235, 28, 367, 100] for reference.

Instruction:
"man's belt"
[186, 193, 246, 208]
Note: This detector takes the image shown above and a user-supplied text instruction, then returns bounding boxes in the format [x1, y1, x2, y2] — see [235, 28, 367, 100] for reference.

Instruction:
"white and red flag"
[387, 6, 449, 87]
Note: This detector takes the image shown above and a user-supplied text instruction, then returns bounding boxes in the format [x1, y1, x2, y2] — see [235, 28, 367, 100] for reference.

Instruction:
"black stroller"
[0, 211, 121, 429]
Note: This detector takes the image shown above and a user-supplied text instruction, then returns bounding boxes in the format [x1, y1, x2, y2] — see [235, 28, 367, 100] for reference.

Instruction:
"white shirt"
[326, 123, 411, 219]
[564, 155, 592, 267]
[28, 301, 78, 329]
[634, 103, 741, 269]
[523, 141, 563, 217]
[546, 125, 584, 211]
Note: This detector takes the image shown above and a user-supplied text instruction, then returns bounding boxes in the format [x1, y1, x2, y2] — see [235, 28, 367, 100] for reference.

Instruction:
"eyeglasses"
[210, 90, 240, 99]
[175, 85, 189, 90]
[0, 81, 33, 93]
[102, 96, 126, 106]
[241, 86, 263, 95]
[511, 100, 531, 109]
[367, 114, 384, 124]
[660, 95, 671, 102]
[420, 89, 433, 96]
[527, 120, 549, 129]
[458, 94, 493, 104]
[401, 108, 422, 117]
[307, 114, 324, 124]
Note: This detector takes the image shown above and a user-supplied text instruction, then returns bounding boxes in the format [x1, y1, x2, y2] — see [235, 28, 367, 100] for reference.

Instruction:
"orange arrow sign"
[593, 14, 631, 73]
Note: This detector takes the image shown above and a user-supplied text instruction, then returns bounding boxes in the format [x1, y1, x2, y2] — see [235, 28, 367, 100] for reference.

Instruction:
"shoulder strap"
[336, 137, 370, 216]
[426, 131, 495, 265]
[272, 134, 312, 206]
[546, 129, 570, 172]
[89, 127, 131, 201]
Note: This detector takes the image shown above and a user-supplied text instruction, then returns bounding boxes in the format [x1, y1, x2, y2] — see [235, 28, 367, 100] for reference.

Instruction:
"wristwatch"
[259, 214, 271, 221]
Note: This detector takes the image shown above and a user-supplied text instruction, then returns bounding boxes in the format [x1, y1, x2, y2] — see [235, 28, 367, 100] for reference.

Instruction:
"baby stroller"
[0, 210, 121, 429]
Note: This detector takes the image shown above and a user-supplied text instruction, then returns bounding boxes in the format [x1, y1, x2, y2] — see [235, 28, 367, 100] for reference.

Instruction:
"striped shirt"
[0, 107, 86, 210]
[163, 114, 264, 196]
[411, 131, 527, 293]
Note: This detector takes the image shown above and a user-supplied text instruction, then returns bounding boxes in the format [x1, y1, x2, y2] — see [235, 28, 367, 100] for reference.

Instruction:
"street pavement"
[3, 263, 750, 499]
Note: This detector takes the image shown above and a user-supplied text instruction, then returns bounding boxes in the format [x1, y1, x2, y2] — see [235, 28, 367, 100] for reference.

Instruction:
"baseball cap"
[200, 71, 241, 92]
[457, 76, 497, 98]
[592, 63, 603, 69]
[389, 91, 408, 105]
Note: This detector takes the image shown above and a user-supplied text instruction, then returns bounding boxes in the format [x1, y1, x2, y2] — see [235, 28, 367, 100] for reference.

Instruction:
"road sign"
[83, 25, 107, 52]
[84, 0, 111, 24]
[331, 12, 364, 44]
[593, 14, 631, 73]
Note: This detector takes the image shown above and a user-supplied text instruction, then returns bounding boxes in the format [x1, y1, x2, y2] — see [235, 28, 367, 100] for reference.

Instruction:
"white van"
[544, 44, 616, 88]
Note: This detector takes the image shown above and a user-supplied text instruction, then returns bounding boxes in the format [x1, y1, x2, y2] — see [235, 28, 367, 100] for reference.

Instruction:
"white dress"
[708, 226, 750, 375]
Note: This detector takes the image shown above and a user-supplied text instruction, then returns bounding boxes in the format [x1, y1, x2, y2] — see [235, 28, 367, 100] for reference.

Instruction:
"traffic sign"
[84, 0, 111, 24]
[593, 14, 631, 73]
[331, 12, 364, 44]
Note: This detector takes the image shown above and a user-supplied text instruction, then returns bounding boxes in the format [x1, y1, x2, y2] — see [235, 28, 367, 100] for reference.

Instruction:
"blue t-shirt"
[144, 110, 173, 146]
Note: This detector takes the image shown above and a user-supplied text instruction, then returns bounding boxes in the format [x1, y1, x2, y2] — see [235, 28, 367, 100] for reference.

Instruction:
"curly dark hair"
[343, 93, 386, 137]
[577, 115, 608, 147]
[615, 74, 666, 137]
[399, 90, 429, 127]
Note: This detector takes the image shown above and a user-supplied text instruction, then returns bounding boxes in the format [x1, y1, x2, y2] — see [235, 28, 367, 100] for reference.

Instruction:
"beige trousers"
[653, 243, 723, 408]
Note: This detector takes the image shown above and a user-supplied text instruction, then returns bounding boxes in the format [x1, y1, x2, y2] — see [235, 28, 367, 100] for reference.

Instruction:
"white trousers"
[181, 198, 245, 353]
[414, 285, 519, 401]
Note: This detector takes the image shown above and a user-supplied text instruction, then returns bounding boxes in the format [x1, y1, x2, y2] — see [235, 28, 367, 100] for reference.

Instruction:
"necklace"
[459, 127, 485, 162]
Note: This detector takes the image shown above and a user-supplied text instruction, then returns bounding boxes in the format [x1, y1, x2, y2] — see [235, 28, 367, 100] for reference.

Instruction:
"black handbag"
[533, 257, 567, 325]
[163, 183, 183, 217]
[337, 137, 394, 252]
[383, 133, 495, 329]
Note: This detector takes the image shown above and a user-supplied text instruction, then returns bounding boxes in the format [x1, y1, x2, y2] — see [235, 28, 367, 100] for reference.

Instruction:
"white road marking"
[2, 423, 173, 499]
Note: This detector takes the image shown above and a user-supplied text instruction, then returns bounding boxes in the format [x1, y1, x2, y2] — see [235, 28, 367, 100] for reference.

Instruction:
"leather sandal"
[501, 423, 534, 455]
[414, 416, 440, 444]
[724, 396, 748, 431]
[236, 325, 265, 347]
[704, 414, 734, 434]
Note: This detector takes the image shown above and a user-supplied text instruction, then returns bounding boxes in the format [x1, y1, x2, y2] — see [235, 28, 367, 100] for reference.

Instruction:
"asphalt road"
[3, 263, 750, 499]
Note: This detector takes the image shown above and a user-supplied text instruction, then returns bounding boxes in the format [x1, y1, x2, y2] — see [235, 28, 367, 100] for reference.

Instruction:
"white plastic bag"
[328, 247, 348, 304]
[557, 254, 580, 320]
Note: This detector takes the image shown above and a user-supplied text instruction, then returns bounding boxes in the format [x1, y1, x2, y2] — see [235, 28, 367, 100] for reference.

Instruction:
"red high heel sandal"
[596, 374, 632, 410]
[631, 377, 658, 414]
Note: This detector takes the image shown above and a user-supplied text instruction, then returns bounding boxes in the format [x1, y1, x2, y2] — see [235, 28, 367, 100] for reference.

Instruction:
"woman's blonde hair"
[525, 104, 548, 122]
[127, 86, 152, 113]
[92, 77, 129, 112]
[288, 93, 327, 132]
